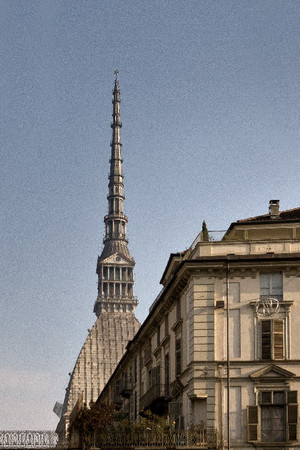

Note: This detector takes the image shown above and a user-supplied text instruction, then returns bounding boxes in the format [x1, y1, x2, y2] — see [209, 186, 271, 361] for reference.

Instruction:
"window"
[151, 365, 160, 387]
[175, 337, 182, 376]
[115, 198, 120, 213]
[144, 342, 152, 363]
[165, 315, 169, 337]
[103, 283, 107, 297]
[261, 319, 284, 360]
[108, 221, 112, 236]
[157, 326, 160, 348]
[147, 368, 152, 389]
[134, 391, 137, 420]
[164, 354, 170, 394]
[103, 267, 108, 280]
[260, 273, 283, 301]
[134, 357, 137, 384]
[176, 298, 181, 321]
[109, 282, 114, 296]
[247, 391, 297, 443]
[261, 391, 285, 442]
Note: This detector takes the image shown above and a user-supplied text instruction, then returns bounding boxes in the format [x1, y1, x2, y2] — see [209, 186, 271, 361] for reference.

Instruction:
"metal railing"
[91, 428, 219, 449]
[0, 431, 58, 449]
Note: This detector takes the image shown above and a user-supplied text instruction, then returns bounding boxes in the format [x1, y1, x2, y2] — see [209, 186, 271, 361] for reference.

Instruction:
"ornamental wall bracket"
[250, 298, 294, 316]
[255, 297, 280, 317]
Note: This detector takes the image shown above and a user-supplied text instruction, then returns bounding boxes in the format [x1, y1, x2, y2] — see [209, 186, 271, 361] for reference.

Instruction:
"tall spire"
[55, 74, 140, 445]
[100, 70, 132, 261]
[94, 72, 137, 317]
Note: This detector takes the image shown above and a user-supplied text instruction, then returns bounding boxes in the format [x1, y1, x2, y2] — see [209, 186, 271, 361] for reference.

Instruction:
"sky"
[1, 0, 300, 431]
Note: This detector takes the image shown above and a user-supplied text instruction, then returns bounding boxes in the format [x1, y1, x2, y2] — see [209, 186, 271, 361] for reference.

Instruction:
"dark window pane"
[261, 391, 272, 404]
[261, 406, 285, 442]
[273, 391, 285, 405]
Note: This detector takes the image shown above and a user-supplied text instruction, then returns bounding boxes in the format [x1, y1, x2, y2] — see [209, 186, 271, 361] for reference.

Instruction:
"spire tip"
[114, 69, 119, 81]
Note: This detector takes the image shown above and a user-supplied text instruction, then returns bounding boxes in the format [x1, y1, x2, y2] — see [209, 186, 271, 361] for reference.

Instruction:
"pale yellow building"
[98, 200, 300, 449]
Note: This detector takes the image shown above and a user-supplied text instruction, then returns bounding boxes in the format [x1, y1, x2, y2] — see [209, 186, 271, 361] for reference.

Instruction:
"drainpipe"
[218, 364, 224, 450]
[226, 260, 230, 450]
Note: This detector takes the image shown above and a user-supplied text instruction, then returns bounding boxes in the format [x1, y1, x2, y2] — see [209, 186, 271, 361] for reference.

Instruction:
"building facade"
[98, 200, 300, 449]
[56, 73, 140, 441]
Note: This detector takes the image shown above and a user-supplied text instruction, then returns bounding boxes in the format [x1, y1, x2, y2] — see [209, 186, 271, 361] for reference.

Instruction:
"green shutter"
[247, 405, 258, 442]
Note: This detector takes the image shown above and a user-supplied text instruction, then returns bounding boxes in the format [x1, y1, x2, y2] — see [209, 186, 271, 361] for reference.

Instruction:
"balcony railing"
[120, 379, 134, 398]
[140, 384, 171, 411]
[90, 428, 219, 449]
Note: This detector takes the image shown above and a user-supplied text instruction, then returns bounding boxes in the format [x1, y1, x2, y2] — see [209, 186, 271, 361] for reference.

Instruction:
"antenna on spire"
[114, 69, 119, 81]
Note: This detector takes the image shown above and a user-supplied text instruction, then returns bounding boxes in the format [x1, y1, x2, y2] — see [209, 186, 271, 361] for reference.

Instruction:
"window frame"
[260, 272, 283, 302]
[175, 336, 182, 376]
[247, 390, 298, 444]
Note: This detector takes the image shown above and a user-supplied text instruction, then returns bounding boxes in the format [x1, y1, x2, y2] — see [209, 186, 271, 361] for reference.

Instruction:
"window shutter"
[273, 319, 284, 360]
[247, 405, 258, 442]
[261, 319, 284, 360]
[288, 391, 298, 404]
[261, 320, 271, 359]
[288, 391, 298, 441]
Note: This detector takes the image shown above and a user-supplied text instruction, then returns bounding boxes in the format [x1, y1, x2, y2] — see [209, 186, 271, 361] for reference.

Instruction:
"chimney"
[269, 200, 280, 218]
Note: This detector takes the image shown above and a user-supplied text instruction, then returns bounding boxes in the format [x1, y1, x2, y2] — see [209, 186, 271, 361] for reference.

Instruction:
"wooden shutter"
[288, 391, 298, 441]
[273, 319, 284, 359]
[247, 405, 258, 442]
[261, 320, 271, 359]
[261, 319, 284, 360]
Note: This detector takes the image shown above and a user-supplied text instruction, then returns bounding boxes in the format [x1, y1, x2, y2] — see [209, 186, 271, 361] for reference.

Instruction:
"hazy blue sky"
[1, 0, 299, 430]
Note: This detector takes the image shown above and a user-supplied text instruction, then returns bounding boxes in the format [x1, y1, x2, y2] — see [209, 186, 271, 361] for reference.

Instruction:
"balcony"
[112, 392, 122, 410]
[140, 384, 171, 415]
[120, 380, 133, 399]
